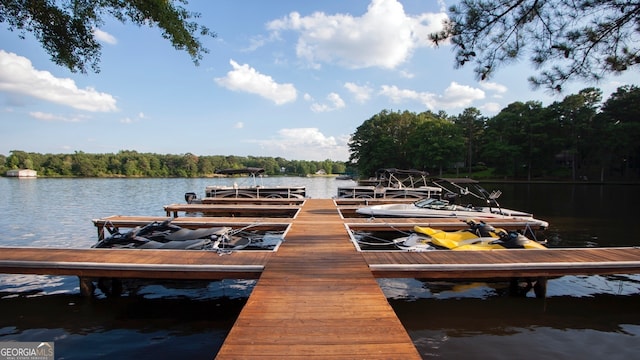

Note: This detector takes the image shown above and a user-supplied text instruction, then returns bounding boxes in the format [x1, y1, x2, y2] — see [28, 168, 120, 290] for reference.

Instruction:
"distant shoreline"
[3, 174, 638, 185]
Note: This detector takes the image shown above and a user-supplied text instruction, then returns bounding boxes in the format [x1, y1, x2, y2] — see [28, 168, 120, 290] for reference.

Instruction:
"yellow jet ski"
[414, 220, 546, 251]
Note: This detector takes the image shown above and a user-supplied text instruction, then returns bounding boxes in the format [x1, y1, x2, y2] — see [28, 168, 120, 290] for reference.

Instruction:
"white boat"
[356, 178, 549, 228]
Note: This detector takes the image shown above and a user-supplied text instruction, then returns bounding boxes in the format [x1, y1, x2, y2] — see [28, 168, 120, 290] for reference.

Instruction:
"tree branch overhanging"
[0, 0, 216, 73]
[430, 0, 640, 92]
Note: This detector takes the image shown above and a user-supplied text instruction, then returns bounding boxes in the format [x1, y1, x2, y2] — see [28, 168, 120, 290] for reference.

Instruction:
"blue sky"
[1, 0, 638, 161]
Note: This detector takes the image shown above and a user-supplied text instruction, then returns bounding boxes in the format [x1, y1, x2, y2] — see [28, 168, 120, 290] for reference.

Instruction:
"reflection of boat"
[337, 168, 441, 199]
[392, 220, 547, 251]
[356, 178, 549, 228]
[93, 221, 282, 251]
[185, 168, 306, 203]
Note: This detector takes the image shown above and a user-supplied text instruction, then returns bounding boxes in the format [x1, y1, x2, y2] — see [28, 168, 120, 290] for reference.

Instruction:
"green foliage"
[0, 0, 215, 73]
[348, 110, 440, 176]
[597, 85, 640, 179]
[546, 88, 602, 180]
[2, 150, 346, 178]
[482, 101, 543, 178]
[406, 113, 464, 176]
[452, 107, 486, 175]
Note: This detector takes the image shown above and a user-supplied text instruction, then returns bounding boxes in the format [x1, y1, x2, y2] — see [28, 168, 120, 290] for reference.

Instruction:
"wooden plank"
[363, 247, 640, 278]
[216, 344, 421, 358]
[93, 215, 292, 228]
[91, 216, 292, 240]
[334, 198, 416, 206]
[201, 197, 306, 205]
[0, 247, 271, 280]
[91, 215, 172, 239]
[163, 203, 301, 217]
[344, 217, 548, 231]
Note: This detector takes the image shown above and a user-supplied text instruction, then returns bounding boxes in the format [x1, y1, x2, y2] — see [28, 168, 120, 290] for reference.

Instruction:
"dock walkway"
[215, 198, 421, 359]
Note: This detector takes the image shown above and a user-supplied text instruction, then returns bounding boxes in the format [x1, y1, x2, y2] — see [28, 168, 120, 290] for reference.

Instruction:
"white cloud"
[480, 81, 508, 93]
[310, 92, 345, 112]
[398, 70, 415, 79]
[243, 32, 280, 52]
[120, 112, 145, 124]
[215, 59, 297, 105]
[344, 82, 373, 103]
[250, 128, 349, 161]
[234, 121, 244, 129]
[380, 85, 425, 103]
[440, 82, 486, 108]
[29, 111, 87, 122]
[480, 102, 502, 114]
[244, 36, 268, 52]
[267, 0, 447, 69]
[93, 29, 117, 45]
[0, 50, 118, 112]
[380, 82, 485, 110]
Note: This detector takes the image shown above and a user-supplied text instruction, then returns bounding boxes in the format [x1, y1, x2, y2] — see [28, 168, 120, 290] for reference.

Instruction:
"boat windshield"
[414, 198, 450, 208]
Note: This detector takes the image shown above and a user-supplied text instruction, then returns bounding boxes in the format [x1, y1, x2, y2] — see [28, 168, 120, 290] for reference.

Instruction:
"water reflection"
[0, 291, 246, 359]
[483, 182, 639, 247]
[0, 278, 255, 359]
[0, 274, 76, 296]
[391, 294, 640, 334]
[381, 275, 640, 359]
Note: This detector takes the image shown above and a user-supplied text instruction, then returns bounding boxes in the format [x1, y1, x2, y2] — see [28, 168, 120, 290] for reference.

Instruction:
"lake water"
[1, 177, 639, 359]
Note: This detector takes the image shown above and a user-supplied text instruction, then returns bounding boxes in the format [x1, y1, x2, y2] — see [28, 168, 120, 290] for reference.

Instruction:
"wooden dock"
[2, 199, 640, 358]
[215, 198, 421, 359]
[362, 247, 640, 279]
[0, 247, 270, 280]
[163, 203, 301, 218]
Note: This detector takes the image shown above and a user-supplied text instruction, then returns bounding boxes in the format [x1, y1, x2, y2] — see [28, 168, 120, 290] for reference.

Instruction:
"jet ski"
[93, 220, 233, 250]
[393, 219, 546, 251]
[211, 235, 251, 251]
[414, 220, 547, 250]
[392, 233, 437, 252]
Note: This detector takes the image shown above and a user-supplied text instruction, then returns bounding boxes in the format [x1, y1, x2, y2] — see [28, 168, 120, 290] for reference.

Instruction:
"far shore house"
[6, 169, 37, 178]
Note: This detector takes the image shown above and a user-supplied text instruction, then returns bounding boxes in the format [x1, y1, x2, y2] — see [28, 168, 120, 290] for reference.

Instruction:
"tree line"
[0, 151, 347, 178]
[349, 85, 640, 182]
